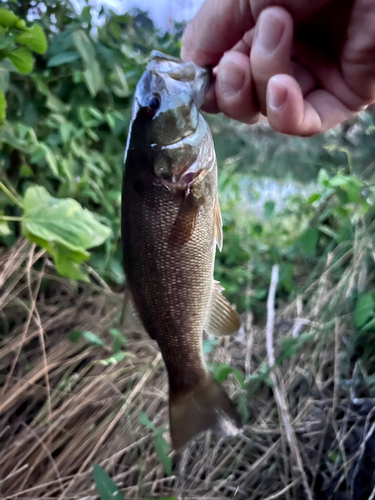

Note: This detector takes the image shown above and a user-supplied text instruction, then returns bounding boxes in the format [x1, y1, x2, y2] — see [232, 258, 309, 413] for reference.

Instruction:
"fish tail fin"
[169, 375, 242, 450]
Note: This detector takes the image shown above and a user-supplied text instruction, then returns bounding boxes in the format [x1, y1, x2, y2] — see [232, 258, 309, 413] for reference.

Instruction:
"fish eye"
[145, 95, 160, 117]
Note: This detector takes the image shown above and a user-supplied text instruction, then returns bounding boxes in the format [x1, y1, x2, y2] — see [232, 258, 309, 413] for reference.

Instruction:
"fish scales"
[122, 51, 242, 450]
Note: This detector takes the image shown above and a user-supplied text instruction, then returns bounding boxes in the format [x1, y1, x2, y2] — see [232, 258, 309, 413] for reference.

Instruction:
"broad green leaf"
[112, 64, 129, 97]
[308, 193, 321, 204]
[0, 8, 18, 28]
[22, 186, 111, 253]
[0, 62, 9, 93]
[155, 432, 172, 476]
[16, 24, 47, 54]
[299, 227, 318, 256]
[264, 201, 275, 219]
[355, 294, 374, 328]
[212, 363, 232, 383]
[362, 317, 375, 332]
[53, 245, 89, 281]
[0, 220, 11, 236]
[83, 62, 103, 97]
[0, 88, 6, 124]
[93, 464, 125, 500]
[47, 51, 80, 67]
[8, 47, 34, 74]
[40, 143, 59, 177]
[72, 30, 96, 65]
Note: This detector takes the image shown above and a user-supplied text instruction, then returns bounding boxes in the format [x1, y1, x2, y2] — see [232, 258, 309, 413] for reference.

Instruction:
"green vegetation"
[1, 1, 375, 499]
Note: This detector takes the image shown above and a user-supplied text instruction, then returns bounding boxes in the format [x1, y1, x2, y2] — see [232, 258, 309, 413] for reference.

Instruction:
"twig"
[266, 265, 279, 368]
[266, 265, 313, 500]
[0, 181, 24, 209]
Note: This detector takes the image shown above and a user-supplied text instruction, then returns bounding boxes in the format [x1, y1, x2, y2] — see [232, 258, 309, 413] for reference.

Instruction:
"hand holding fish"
[181, 0, 375, 136]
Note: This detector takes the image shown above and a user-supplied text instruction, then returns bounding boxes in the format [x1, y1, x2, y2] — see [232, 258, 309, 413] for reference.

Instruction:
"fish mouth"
[148, 51, 211, 108]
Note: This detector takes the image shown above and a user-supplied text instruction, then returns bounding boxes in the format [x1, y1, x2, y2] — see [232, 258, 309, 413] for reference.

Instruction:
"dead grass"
[1, 239, 375, 500]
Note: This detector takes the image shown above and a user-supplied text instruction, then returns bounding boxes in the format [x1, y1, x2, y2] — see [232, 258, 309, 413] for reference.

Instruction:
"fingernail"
[268, 82, 287, 109]
[258, 12, 284, 52]
[219, 60, 245, 96]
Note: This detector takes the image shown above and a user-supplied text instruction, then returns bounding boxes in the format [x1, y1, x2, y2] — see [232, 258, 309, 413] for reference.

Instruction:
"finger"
[291, 61, 316, 96]
[215, 51, 260, 124]
[251, 7, 294, 115]
[266, 74, 356, 136]
[181, 0, 254, 66]
[201, 80, 220, 114]
[341, 0, 375, 104]
[181, 0, 326, 68]
[231, 29, 255, 56]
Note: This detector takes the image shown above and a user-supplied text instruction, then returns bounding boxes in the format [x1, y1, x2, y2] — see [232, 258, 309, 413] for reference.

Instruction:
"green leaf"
[0, 220, 11, 236]
[53, 245, 89, 281]
[0, 62, 10, 93]
[40, 143, 59, 177]
[264, 201, 275, 219]
[8, 47, 34, 74]
[155, 431, 172, 476]
[83, 61, 103, 97]
[16, 24, 47, 54]
[232, 368, 246, 389]
[22, 186, 111, 252]
[139, 412, 156, 431]
[299, 227, 318, 255]
[0, 88, 6, 124]
[82, 331, 105, 346]
[308, 193, 321, 204]
[72, 30, 96, 65]
[355, 294, 375, 328]
[212, 363, 232, 383]
[93, 464, 125, 500]
[112, 337, 122, 353]
[47, 51, 80, 67]
[69, 330, 82, 343]
[0, 8, 19, 28]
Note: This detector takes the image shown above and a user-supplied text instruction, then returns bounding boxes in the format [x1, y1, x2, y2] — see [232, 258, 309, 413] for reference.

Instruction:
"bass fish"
[121, 51, 242, 450]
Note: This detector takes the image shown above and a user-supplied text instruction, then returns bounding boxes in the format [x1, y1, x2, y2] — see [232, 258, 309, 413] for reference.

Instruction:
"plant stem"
[0, 181, 24, 209]
[0, 215, 22, 222]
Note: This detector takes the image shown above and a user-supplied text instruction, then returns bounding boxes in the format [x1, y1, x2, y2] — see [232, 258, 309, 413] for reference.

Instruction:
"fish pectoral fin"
[214, 197, 223, 251]
[204, 281, 240, 336]
[169, 374, 242, 451]
[122, 293, 147, 335]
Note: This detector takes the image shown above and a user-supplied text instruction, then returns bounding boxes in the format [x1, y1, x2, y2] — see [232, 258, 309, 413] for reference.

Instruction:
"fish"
[121, 50, 242, 450]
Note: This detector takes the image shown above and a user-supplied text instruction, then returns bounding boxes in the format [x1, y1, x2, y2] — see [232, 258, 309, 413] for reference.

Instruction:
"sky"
[73, 0, 205, 29]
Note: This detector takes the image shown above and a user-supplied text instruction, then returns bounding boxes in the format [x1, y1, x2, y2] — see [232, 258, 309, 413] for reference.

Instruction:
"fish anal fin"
[169, 375, 242, 450]
[204, 281, 240, 336]
[214, 197, 223, 251]
[122, 292, 147, 335]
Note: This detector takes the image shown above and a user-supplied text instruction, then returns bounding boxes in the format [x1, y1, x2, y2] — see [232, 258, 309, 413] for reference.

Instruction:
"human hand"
[181, 0, 375, 136]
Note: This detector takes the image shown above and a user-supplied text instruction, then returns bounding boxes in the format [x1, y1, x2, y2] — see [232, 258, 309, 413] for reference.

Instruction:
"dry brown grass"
[1, 239, 375, 500]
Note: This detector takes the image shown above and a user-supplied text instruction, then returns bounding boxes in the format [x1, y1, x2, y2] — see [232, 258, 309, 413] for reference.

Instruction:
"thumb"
[181, 0, 254, 67]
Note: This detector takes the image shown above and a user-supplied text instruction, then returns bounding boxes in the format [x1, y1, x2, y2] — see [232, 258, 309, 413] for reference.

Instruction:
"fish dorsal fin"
[122, 292, 147, 335]
[214, 197, 223, 251]
[204, 281, 240, 336]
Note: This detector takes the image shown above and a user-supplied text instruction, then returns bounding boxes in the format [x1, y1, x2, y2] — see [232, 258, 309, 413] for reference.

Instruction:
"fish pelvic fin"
[204, 281, 240, 336]
[169, 374, 242, 451]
